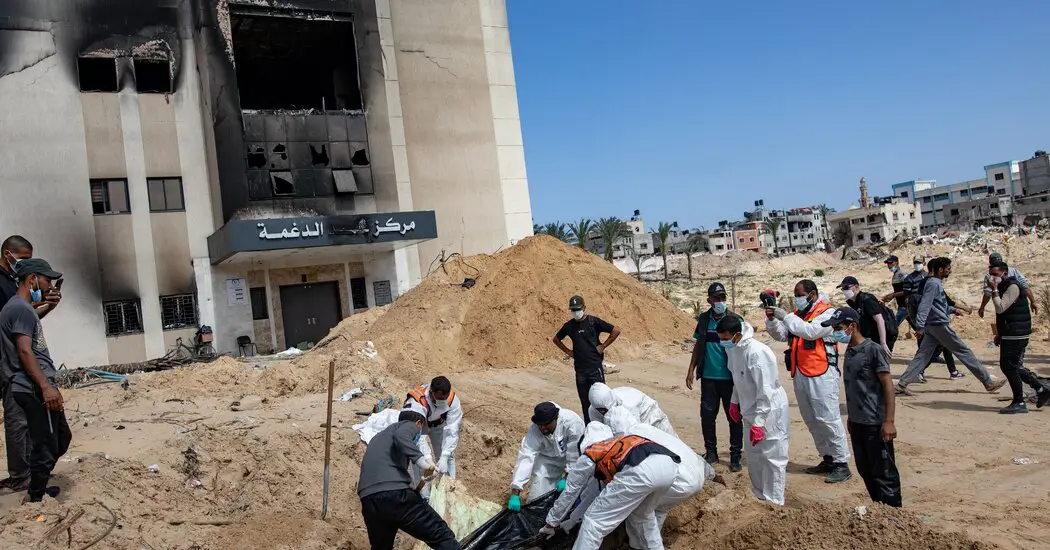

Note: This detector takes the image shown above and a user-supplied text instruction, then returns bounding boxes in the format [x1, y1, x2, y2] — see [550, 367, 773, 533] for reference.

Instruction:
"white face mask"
[914, 263, 924, 272]
[572, 310, 585, 321]
[843, 289, 856, 300]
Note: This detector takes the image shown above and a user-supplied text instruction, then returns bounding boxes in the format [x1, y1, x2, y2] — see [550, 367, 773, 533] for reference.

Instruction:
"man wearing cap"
[978, 252, 1036, 349]
[881, 255, 910, 327]
[508, 402, 595, 531]
[824, 307, 901, 507]
[358, 403, 459, 550]
[553, 296, 620, 423]
[685, 282, 744, 471]
[0, 259, 71, 503]
[839, 276, 895, 355]
[0, 236, 61, 493]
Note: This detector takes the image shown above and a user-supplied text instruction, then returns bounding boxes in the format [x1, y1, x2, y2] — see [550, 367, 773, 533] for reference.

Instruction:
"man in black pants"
[553, 296, 620, 423]
[358, 403, 459, 549]
[989, 261, 1050, 414]
[824, 307, 902, 507]
[685, 282, 743, 471]
[0, 259, 71, 503]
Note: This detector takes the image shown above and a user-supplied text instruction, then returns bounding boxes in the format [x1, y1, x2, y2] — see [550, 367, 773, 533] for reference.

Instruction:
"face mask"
[29, 279, 43, 304]
[889, 266, 898, 273]
[719, 340, 736, 349]
[4, 253, 23, 273]
[832, 330, 851, 344]
[914, 263, 924, 272]
[794, 296, 811, 311]
[843, 289, 856, 300]
[712, 301, 727, 315]
[572, 310, 585, 321]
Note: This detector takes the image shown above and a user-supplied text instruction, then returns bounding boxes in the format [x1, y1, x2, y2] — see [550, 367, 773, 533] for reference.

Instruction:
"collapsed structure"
[0, 0, 532, 366]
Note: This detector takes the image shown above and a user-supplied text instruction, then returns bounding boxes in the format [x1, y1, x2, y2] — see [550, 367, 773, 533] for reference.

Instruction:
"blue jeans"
[894, 307, 908, 327]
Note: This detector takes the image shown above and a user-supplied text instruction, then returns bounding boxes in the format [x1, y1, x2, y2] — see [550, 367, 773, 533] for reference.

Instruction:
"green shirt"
[699, 316, 731, 380]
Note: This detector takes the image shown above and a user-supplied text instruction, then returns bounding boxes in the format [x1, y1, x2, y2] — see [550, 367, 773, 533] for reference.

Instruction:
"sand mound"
[321, 236, 695, 373]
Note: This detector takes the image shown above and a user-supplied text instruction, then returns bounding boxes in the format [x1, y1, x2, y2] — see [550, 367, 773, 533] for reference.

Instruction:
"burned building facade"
[0, 0, 532, 364]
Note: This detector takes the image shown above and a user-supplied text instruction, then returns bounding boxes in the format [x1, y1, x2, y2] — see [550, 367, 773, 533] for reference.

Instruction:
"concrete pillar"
[118, 89, 165, 359]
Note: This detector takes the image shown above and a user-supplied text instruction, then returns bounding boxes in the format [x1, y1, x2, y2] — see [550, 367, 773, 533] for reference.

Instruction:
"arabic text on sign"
[373, 218, 417, 237]
[257, 222, 325, 240]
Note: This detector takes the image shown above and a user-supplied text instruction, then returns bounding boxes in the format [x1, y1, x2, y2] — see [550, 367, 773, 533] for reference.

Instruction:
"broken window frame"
[77, 56, 120, 93]
[133, 58, 174, 94]
[147, 178, 186, 212]
[90, 179, 131, 215]
[103, 300, 143, 336]
[160, 294, 199, 330]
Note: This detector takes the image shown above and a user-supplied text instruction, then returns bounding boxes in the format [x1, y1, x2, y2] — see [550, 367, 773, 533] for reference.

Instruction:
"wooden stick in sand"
[321, 358, 336, 520]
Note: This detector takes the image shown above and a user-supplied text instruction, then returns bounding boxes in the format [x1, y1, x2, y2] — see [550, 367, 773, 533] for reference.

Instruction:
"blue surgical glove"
[556, 478, 566, 492]
[508, 494, 521, 511]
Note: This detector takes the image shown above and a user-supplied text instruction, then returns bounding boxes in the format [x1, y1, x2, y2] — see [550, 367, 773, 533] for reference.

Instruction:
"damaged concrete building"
[0, 0, 532, 364]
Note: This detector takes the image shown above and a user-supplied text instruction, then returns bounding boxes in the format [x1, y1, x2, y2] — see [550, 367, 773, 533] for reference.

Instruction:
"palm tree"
[568, 218, 594, 250]
[685, 233, 704, 281]
[595, 217, 631, 262]
[623, 241, 643, 281]
[655, 222, 673, 280]
[816, 204, 834, 249]
[542, 222, 571, 243]
[764, 218, 783, 256]
[533, 223, 542, 236]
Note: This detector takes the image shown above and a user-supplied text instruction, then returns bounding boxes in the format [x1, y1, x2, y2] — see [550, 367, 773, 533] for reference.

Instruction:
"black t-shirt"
[848, 292, 884, 344]
[0, 270, 17, 307]
[556, 315, 614, 373]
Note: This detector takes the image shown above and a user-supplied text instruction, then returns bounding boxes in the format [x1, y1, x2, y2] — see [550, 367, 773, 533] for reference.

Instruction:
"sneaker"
[984, 377, 1008, 394]
[824, 463, 852, 483]
[729, 457, 743, 473]
[1000, 402, 1029, 415]
[702, 451, 719, 465]
[805, 456, 834, 475]
[918, 374, 928, 384]
[949, 371, 966, 380]
[987, 342, 998, 349]
[895, 383, 914, 396]
[0, 477, 29, 492]
[1037, 389, 1050, 409]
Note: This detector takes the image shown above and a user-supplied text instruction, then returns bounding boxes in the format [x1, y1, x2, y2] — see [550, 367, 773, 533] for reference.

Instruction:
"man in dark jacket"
[685, 282, 743, 471]
[989, 261, 1050, 414]
[839, 276, 896, 354]
[358, 404, 460, 550]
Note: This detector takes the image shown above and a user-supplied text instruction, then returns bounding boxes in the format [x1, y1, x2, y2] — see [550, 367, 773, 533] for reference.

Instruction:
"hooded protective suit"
[406, 384, 463, 498]
[587, 383, 677, 437]
[511, 404, 586, 503]
[726, 321, 790, 505]
[766, 296, 849, 466]
[548, 422, 678, 550]
[605, 407, 713, 532]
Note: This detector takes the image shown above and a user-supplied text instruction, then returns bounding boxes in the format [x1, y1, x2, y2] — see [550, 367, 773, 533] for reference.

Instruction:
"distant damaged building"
[0, 0, 532, 364]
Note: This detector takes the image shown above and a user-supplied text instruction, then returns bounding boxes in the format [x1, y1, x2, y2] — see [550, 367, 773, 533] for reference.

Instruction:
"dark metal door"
[279, 282, 342, 348]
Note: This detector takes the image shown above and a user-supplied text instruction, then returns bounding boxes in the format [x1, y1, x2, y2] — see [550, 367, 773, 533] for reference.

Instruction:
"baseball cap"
[837, 276, 859, 289]
[884, 255, 899, 264]
[913, 255, 924, 264]
[13, 258, 62, 280]
[531, 402, 559, 425]
[989, 252, 1003, 264]
[821, 307, 860, 327]
[707, 282, 727, 297]
[569, 296, 585, 311]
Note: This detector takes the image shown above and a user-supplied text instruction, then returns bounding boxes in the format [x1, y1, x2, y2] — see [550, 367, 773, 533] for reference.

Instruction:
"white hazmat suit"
[588, 383, 677, 437]
[766, 298, 850, 466]
[406, 384, 463, 497]
[548, 422, 679, 550]
[605, 407, 713, 531]
[511, 404, 586, 502]
[725, 322, 790, 505]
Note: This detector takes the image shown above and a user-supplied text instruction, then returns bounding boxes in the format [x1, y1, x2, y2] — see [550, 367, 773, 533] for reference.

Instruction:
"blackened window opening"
[78, 57, 119, 92]
[135, 59, 173, 93]
[230, 14, 362, 111]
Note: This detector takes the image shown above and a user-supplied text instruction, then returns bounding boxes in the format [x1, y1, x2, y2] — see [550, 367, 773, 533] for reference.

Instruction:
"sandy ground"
[2, 233, 1048, 548]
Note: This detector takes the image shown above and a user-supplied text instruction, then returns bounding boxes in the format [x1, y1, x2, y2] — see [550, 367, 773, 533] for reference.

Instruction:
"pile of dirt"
[321, 236, 696, 373]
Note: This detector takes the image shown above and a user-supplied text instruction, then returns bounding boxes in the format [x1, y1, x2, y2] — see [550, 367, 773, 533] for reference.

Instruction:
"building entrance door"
[279, 282, 342, 349]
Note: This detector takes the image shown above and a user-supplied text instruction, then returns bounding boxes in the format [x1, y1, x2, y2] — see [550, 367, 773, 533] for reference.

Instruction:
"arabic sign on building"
[207, 210, 438, 264]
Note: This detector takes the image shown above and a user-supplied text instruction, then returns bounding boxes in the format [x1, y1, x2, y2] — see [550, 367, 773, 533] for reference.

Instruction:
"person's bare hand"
[42, 386, 63, 412]
[881, 420, 897, 442]
[596, 344, 605, 354]
[685, 373, 694, 391]
[45, 290, 61, 307]
[764, 308, 775, 320]
[883, 344, 892, 358]
[977, 306, 985, 318]
[1032, 301, 1039, 316]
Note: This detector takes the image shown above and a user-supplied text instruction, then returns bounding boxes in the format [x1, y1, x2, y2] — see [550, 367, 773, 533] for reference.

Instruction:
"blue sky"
[507, 1, 1050, 231]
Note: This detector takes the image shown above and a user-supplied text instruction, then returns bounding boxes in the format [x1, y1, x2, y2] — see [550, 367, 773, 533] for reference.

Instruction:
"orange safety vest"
[583, 435, 651, 482]
[788, 302, 839, 378]
[406, 386, 456, 428]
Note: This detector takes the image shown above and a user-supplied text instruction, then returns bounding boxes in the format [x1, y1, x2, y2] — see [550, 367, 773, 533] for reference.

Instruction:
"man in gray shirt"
[358, 403, 459, 549]
[896, 257, 1006, 396]
[0, 259, 71, 502]
[823, 307, 900, 507]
